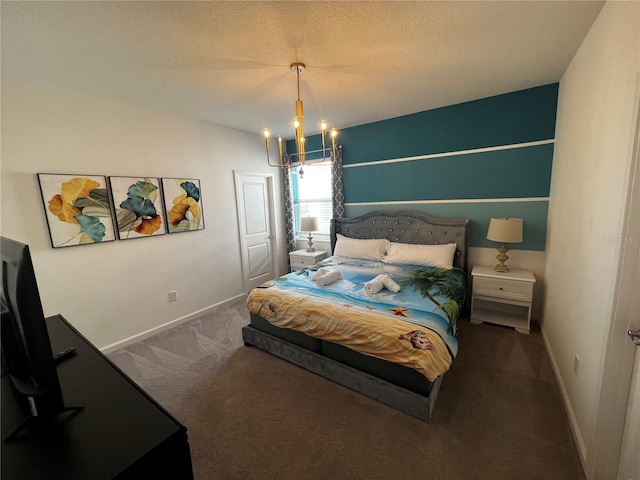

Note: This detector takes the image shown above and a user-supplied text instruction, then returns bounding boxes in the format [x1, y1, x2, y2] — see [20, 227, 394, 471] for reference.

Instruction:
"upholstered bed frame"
[330, 210, 469, 270]
[242, 210, 470, 422]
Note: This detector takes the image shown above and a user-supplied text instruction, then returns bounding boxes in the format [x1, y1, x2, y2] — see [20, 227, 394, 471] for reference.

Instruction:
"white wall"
[1, 79, 287, 349]
[542, 0, 639, 465]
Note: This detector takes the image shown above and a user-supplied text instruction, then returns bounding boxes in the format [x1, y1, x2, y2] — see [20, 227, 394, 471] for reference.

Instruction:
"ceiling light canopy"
[263, 63, 338, 172]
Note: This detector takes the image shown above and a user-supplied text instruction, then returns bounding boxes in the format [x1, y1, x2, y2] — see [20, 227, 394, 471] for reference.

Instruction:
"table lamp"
[486, 217, 523, 272]
[300, 216, 319, 252]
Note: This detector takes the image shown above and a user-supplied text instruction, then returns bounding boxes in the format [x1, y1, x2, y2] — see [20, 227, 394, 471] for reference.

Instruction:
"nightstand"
[470, 265, 536, 334]
[289, 249, 328, 271]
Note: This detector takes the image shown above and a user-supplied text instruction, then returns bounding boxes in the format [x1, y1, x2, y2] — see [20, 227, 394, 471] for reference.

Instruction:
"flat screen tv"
[1, 236, 80, 440]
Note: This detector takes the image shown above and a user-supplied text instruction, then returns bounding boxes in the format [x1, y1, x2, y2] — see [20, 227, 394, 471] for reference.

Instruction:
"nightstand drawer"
[290, 256, 316, 268]
[289, 250, 328, 271]
[473, 277, 533, 302]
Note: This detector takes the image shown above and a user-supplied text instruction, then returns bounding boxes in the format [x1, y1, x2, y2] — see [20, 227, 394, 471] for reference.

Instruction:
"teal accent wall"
[340, 84, 558, 163]
[346, 201, 549, 251]
[288, 84, 559, 251]
[344, 143, 553, 202]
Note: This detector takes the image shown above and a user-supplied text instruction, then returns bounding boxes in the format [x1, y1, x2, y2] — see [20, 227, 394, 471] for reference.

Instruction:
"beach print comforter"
[246, 256, 467, 381]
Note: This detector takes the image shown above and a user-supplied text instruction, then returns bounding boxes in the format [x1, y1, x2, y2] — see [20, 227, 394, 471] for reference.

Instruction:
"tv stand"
[1, 314, 193, 479]
[3, 403, 84, 443]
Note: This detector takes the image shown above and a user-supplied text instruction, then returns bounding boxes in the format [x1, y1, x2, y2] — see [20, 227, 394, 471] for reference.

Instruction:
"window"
[292, 163, 332, 241]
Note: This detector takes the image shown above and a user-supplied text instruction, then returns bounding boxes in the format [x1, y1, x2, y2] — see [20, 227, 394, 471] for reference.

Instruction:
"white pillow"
[333, 234, 389, 260]
[382, 242, 457, 269]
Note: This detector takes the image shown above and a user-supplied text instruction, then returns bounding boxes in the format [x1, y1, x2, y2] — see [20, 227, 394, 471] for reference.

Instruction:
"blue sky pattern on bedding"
[275, 255, 467, 357]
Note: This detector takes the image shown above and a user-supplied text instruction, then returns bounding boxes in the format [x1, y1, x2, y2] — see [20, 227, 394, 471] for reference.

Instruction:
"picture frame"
[161, 178, 205, 233]
[37, 173, 116, 248]
[108, 176, 167, 240]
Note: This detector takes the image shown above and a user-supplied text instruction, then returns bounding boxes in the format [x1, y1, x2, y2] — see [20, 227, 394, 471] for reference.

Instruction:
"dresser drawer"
[473, 277, 533, 302]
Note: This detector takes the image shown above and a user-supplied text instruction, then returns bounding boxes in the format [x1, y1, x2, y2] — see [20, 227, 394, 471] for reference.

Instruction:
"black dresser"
[1, 314, 193, 479]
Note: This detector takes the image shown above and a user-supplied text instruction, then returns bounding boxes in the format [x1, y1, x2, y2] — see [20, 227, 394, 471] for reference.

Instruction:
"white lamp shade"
[487, 217, 523, 243]
[300, 216, 318, 232]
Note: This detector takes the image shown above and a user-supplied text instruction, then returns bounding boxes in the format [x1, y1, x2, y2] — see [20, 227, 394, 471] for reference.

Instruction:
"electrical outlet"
[168, 290, 178, 302]
[573, 354, 580, 376]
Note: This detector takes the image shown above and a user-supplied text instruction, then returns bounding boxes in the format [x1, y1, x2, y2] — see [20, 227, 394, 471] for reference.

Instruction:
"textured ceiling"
[2, 1, 604, 137]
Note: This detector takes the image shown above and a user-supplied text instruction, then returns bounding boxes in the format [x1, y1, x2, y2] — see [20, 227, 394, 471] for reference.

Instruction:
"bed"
[242, 210, 470, 421]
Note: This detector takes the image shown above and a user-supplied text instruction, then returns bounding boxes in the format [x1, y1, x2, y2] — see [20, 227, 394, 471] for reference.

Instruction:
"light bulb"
[263, 128, 270, 138]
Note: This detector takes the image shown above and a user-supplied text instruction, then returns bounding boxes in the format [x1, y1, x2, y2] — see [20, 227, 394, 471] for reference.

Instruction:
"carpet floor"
[108, 298, 585, 479]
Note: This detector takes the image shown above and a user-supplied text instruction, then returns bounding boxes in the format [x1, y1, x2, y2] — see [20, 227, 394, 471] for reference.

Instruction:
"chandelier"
[263, 62, 338, 173]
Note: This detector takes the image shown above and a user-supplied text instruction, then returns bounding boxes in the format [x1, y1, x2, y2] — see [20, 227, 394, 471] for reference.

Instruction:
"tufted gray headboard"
[330, 210, 470, 271]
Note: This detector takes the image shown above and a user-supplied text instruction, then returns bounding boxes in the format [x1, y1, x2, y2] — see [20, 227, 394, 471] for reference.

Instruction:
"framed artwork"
[161, 178, 205, 233]
[37, 173, 116, 248]
[108, 176, 167, 240]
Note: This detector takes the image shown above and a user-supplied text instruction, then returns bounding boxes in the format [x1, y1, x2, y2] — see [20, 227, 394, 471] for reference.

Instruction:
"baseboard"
[100, 293, 246, 354]
[541, 328, 588, 471]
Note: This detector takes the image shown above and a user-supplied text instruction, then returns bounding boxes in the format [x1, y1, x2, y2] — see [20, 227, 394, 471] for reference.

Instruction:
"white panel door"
[616, 78, 640, 480]
[234, 171, 276, 292]
[591, 75, 640, 479]
[618, 258, 640, 479]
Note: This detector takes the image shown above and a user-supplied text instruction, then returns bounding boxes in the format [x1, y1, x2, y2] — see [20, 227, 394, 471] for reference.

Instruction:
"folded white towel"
[382, 274, 401, 293]
[364, 274, 386, 294]
[316, 269, 342, 286]
[311, 267, 331, 281]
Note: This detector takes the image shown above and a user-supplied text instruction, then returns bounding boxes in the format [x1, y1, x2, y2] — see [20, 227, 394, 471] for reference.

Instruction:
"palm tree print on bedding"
[400, 267, 467, 332]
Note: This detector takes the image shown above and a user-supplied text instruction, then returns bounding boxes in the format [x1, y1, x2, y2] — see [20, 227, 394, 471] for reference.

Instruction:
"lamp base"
[494, 244, 510, 272]
[306, 233, 315, 252]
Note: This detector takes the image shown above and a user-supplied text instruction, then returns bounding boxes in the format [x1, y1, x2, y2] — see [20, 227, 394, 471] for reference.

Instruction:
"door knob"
[629, 330, 640, 346]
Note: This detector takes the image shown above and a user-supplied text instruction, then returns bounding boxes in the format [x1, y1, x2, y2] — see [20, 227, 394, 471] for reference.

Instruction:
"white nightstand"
[289, 249, 328, 271]
[470, 265, 536, 334]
